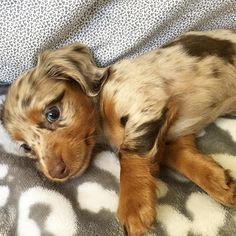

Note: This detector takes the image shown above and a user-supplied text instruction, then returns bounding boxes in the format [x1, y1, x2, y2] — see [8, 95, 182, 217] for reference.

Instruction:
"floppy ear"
[37, 43, 109, 97]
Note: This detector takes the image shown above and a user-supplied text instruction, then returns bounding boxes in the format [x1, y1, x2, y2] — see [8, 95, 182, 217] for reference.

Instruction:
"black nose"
[48, 160, 69, 179]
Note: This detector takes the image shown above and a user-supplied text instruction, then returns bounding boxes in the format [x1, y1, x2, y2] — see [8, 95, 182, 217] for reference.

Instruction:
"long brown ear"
[37, 43, 109, 97]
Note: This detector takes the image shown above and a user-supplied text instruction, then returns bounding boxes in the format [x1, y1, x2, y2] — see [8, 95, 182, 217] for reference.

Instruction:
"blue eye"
[20, 143, 31, 153]
[45, 106, 60, 123]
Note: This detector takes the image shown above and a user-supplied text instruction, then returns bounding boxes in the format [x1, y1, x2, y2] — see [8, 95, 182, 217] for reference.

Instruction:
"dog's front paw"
[117, 189, 156, 236]
[200, 164, 236, 207]
[117, 153, 158, 235]
[221, 170, 236, 207]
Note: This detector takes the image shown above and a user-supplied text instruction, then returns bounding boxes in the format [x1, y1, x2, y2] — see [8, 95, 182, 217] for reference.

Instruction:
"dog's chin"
[46, 175, 70, 183]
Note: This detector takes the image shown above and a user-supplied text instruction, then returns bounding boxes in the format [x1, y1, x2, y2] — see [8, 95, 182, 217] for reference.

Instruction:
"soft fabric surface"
[1, 0, 236, 84]
[1, 94, 236, 236]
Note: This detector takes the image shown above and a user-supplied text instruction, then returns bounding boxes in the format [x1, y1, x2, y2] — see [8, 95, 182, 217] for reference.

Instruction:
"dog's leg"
[162, 135, 236, 207]
[117, 151, 158, 236]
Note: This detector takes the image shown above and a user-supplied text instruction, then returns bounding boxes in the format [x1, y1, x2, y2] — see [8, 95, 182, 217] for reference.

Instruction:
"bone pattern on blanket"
[1, 95, 236, 235]
[0, 85, 236, 236]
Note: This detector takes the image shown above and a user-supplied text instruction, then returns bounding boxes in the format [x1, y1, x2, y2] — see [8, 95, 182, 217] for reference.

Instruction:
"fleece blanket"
[1, 91, 236, 236]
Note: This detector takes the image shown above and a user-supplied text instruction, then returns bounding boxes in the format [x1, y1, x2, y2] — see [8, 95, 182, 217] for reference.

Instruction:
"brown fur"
[3, 29, 236, 235]
[101, 94, 125, 149]
[163, 135, 236, 207]
[118, 152, 158, 236]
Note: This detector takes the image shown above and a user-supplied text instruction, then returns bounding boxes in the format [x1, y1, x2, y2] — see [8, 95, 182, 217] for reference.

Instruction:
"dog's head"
[2, 43, 108, 182]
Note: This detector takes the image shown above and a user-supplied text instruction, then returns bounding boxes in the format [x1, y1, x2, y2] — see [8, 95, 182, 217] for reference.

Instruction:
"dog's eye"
[20, 143, 31, 153]
[45, 106, 60, 123]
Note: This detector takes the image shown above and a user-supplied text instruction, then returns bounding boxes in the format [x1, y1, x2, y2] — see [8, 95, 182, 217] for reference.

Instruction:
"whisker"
[76, 133, 103, 146]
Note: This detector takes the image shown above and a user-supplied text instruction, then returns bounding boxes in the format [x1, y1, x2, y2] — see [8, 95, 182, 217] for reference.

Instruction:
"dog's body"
[103, 30, 236, 147]
[3, 29, 236, 235]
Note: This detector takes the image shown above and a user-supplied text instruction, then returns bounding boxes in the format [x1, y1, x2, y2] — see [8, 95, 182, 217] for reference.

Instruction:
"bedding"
[1, 0, 236, 84]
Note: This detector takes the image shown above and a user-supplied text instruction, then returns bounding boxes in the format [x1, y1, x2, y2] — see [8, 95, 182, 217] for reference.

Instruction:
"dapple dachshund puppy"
[2, 29, 236, 236]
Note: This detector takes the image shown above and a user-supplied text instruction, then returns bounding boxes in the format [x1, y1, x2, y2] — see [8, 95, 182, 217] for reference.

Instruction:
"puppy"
[2, 29, 236, 236]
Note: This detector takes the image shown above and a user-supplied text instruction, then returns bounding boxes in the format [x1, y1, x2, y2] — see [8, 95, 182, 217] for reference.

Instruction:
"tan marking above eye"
[46, 91, 65, 109]
[26, 108, 42, 124]
[12, 131, 24, 142]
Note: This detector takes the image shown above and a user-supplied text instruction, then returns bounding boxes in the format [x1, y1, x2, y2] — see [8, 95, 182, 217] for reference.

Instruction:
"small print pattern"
[0, 0, 236, 83]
